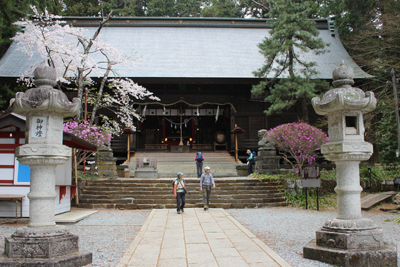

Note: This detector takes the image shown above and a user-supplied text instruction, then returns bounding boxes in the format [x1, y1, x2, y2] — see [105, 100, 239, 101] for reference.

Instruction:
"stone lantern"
[3, 64, 92, 265]
[303, 62, 397, 266]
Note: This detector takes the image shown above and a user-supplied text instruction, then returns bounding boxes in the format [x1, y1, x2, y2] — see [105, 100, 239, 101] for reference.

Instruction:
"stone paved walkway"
[117, 208, 291, 267]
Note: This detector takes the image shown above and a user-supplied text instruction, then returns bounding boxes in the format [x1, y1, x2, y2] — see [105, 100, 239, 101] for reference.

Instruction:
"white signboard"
[302, 179, 321, 188]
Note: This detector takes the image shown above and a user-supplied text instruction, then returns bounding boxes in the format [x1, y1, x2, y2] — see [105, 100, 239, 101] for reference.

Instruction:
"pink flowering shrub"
[63, 120, 112, 147]
[266, 123, 329, 175]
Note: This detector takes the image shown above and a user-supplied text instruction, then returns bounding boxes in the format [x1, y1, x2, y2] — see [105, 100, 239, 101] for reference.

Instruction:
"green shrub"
[285, 189, 337, 210]
[320, 168, 336, 180]
[78, 173, 100, 182]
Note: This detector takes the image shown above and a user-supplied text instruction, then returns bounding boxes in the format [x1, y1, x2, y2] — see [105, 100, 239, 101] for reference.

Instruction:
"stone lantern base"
[304, 223, 398, 267]
[0, 249, 92, 266]
[304, 239, 397, 267]
[2, 226, 92, 266]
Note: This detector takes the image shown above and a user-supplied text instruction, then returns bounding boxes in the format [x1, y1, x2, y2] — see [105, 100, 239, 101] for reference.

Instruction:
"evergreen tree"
[145, 0, 175, 16]
[30, 0, 63, 14]
[251, 0, 328, 123]
[101, 0, 139, 17]
[174, 0, 202, 17]
[240, 0, 270, 18]
[202, 0, 242, 18]
[0, 0, 30, 57]
[62, 0, 102, 16]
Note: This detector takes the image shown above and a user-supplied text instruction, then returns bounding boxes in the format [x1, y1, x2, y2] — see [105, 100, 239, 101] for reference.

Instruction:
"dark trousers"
[196, 161, 203, 177]
[248, 162, 253, 175]
[202, 185, 212, 206]
[176, 192, 185, 211]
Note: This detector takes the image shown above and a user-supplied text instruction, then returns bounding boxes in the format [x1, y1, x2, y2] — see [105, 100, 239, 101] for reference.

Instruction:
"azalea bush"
[63, 120, 111, 147]
[63, 120, 112, 165]
[266, 123, 328, 176]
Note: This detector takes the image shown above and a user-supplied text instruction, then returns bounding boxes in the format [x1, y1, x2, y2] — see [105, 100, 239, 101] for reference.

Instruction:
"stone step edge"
[77, 202, 287, 209]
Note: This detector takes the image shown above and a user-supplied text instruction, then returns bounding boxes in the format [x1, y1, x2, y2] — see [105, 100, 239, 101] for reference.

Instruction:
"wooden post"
[235, 124, 238, 163]
[391, 68, 400, 156]
[127, 134, 130, 161]
[73, 148, 79, 205]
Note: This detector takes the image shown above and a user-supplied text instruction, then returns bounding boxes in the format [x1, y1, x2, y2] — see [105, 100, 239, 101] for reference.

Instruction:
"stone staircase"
[77, 178, 286, 210]
[126, 151, 238, 178]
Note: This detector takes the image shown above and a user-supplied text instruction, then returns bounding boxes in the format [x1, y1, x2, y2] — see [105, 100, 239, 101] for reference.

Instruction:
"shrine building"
[0, 17, 371, 161]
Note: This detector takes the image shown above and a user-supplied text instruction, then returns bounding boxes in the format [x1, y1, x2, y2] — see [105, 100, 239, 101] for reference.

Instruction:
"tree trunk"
[89, 63, 112, 127]
[288, 48, 294, 77]
[302, 95, 309, 123]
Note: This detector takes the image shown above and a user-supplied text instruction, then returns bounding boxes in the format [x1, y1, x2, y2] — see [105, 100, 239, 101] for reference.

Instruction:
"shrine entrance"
[135, 102, 233, 151]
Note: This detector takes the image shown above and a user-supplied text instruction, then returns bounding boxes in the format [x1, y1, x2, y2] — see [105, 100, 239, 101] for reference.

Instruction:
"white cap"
[205, 166, 210, 170]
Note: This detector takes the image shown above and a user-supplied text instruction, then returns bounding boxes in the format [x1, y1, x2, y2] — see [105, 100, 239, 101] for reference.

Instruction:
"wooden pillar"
[127, 134, 130, 161]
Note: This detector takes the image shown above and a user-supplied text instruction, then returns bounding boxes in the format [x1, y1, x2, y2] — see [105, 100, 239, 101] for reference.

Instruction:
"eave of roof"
[64, 16, 331, 29]
[63, 132, 97, 151]
[0, 17, 372, 80]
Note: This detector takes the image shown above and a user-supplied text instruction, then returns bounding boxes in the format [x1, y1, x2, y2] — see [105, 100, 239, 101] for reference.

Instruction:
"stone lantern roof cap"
[311, 61, 376, 115]
[10, 64, 81, 117]
[34, 64, 57, 87]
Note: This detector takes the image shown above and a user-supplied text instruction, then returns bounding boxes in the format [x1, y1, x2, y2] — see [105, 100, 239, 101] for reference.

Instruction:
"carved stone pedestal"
[304, 239, 397, 267]
[2, 226, 92, 266]
[0, 249, 92, 267]
[4, 226, 78, 258]
[304, 217, 397, 266]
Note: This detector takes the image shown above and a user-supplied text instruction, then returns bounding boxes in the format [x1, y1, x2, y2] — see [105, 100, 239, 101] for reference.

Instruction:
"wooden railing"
[144, 144, 168, 149]
[192, 144, 212, 150]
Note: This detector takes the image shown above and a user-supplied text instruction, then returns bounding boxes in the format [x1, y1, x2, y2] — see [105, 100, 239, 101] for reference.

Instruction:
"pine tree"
[251, 0, 328, 123]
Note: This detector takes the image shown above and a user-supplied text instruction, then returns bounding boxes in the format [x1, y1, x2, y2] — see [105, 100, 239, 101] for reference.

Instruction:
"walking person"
[195, 151, 204, 178]
[174, 172, 186, 214]
[247, 149, 254, 175]
[200, 166, 215, 211]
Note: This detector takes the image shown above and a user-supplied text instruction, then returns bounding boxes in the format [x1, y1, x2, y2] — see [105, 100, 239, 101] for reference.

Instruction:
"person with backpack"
[195, 151, 204, 178]
[247, 149, 255, 175]
[174, 172, 186, 214]
[200, 166, 215, 211]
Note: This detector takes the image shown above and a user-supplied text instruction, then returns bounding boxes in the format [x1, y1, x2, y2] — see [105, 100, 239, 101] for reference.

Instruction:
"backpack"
[196, 152, 203, 162]
[172, 179, 185, 194]
[251, 151, 256, 163]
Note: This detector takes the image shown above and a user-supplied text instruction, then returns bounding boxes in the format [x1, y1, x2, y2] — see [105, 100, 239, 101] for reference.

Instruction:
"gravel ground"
[0, 207, 399, 267]
[0, 210, 150, 267]
[228, 207, 400, 267]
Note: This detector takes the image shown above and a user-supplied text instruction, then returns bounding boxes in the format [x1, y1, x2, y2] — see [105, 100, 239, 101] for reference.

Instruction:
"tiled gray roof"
[0, 19, 371, 80]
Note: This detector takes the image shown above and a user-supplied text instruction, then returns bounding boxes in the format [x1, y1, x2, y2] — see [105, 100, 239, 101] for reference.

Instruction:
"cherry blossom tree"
[12, 5, 159, 135]
[266, 122, 328, 176]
